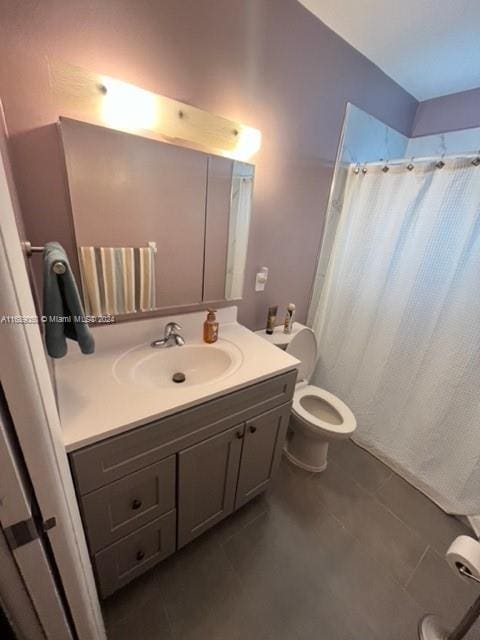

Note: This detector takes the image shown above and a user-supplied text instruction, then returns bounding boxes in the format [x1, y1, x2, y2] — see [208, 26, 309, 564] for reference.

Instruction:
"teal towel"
[42, 242, 95, 358]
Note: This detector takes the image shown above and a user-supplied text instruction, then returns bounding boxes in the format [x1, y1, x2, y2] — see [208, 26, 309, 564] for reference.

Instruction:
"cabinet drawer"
[70, 369, 297, 494]
[81, 456, 175, 553]
[94, 510, 176, 598]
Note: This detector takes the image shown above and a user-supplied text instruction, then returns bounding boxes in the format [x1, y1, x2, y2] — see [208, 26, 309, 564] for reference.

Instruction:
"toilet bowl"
[284, 328, 356, 472]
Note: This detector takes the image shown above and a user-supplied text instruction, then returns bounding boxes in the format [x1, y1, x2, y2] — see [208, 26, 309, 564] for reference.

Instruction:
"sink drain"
[172, 372, 186, 384]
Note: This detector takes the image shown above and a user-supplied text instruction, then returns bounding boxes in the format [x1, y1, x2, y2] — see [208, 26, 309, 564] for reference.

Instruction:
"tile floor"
[103, 440, 480, 639]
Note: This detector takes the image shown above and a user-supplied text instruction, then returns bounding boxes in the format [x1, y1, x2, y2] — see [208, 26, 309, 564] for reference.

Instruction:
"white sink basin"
[113, 340, 243, 390]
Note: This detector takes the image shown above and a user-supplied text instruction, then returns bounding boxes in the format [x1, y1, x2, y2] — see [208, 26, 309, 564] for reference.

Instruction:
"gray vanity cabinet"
[69, 369, 297, 598]
[177, 425, 244, 548]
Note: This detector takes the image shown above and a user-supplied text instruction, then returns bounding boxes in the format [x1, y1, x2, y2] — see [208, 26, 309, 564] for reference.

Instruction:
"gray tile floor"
[103, 440, 480, 639]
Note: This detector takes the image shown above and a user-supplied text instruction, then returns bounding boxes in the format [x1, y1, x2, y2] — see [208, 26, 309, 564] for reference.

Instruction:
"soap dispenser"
[203, 309, 219, 343]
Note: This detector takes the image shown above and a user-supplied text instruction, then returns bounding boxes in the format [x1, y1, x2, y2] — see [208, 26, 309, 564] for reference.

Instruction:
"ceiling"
[298, 0, 480, 101]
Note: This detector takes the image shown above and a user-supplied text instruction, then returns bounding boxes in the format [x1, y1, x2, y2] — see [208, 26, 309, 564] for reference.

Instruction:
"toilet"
[284, 328, 356, 472]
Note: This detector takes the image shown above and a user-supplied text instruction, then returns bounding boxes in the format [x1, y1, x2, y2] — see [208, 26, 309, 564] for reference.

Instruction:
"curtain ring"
[382, 162, 390, 173]
[436, 154, 445, 169]
[472, 154, 480, 167]
[353, 164, 360, 175]
[407, 158, 415, 171]
[361, 164, 368, 174]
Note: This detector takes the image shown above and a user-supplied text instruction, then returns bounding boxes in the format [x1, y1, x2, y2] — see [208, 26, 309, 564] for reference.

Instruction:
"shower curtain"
[310, 157, 480, 516]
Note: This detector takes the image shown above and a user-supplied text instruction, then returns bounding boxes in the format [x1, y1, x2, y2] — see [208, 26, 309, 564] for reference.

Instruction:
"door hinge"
[4, 516, 56, 550]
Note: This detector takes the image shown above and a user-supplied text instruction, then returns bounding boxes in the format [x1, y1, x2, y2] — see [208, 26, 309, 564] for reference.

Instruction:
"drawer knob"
[136, 550, 145, 562]
[249, 425, 257, 434]
[131, 498, 142, 510]
[236, 430, 244, 439]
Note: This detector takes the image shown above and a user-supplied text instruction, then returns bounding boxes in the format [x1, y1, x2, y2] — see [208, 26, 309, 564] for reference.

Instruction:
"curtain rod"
[352, 152, 480, 173]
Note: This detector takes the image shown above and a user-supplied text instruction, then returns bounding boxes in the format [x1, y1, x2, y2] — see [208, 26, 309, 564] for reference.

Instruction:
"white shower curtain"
[310, 157, 480, 516]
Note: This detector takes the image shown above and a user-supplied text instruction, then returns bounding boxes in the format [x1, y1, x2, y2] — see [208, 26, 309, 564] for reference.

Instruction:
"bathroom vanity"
[69, 370, 295, 597]
[56, 308, 299, 597]
[53, 115, 299, 598]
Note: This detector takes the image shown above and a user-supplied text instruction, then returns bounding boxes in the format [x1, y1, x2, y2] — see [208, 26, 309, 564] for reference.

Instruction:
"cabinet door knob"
[249, 425, 257, 434]
[131, 498, 142, 510]
[236, 430, 244, 439]
[136, 550, 145, 562]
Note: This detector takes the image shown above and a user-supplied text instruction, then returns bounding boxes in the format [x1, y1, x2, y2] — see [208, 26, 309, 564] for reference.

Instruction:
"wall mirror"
[59, 117, 254, 315]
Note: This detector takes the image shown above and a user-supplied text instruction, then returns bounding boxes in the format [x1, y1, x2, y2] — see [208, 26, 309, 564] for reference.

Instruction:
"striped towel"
[79, 246, 156, 316]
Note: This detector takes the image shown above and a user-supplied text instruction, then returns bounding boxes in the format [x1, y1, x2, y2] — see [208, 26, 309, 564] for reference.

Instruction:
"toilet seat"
[283, 328, 356, 472]
[292, 385, 356, 438]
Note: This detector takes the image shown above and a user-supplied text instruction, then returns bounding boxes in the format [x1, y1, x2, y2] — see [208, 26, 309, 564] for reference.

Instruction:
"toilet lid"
[286, 328, 317, 382]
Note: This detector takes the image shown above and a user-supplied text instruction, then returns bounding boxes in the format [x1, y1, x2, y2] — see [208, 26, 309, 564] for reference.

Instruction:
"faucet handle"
[165, 321, 182, 336]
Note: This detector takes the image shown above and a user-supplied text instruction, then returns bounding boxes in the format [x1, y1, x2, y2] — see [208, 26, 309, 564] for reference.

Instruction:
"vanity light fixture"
[50, 61, 262, 162]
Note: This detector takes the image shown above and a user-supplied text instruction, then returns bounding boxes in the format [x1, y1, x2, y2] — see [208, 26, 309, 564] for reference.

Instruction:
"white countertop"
[55, 307, 299, 452]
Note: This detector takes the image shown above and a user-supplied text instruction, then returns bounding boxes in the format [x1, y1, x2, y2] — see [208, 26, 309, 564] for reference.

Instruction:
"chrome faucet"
[151, 322, 185, 348]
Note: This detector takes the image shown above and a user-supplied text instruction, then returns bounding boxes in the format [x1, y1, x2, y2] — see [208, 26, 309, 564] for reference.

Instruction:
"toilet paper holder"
[419, 536, 480, 640]
[457, 563, 480, 585]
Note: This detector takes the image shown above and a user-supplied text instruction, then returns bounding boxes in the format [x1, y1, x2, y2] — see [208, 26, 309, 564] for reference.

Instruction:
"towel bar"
[23, 241, 66, 274]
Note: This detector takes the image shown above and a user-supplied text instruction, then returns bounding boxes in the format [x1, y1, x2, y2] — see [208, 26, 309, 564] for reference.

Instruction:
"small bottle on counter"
[283, 303, 296, 334]
[265, 305, 278, 335]
[203, 309, 219, 343]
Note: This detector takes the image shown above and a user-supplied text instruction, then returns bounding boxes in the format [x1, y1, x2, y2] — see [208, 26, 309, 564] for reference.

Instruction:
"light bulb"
[100, 77, 157, 131]
[234, 127, 262, 160]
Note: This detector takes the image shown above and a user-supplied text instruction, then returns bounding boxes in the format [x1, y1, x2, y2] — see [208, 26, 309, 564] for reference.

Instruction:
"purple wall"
[412, 87, 480, 137]
[0, 0, 417, 329]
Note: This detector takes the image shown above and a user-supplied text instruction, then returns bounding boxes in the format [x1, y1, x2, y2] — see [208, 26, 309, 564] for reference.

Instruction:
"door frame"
[0, 106, 105, 638]
[0, 392, 71, 639]
[0, 526, 44, 640]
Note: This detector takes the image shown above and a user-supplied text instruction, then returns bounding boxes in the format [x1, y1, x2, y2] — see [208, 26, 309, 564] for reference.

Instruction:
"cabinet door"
[235, 404, 290, 509]
[178, 424, 244, 548]
[61, 118, 207, 308]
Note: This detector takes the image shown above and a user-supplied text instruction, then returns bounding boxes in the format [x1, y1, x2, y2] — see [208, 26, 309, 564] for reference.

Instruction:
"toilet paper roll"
[446, 535, 480, 582]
